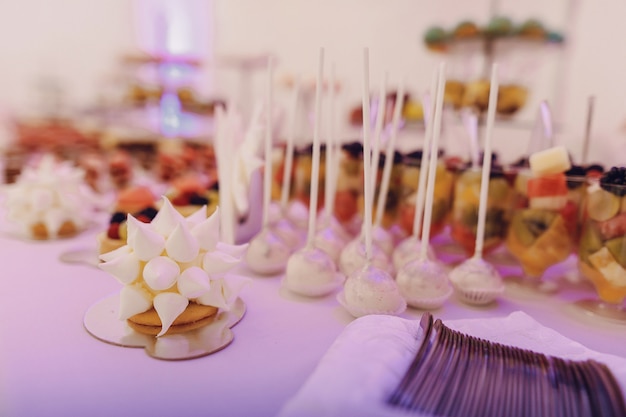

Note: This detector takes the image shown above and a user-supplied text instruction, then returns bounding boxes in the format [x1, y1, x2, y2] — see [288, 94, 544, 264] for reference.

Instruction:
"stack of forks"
[388, 313, 626, 417]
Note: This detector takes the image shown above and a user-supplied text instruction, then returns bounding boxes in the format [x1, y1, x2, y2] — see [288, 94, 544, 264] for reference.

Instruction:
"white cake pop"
[392, 235, 437, 271]
[395, 63, 452, 310]
[396, 258, 452, 309]
[245, 228, 291, 275]
[337, 50, 406, 318]
[449, 256, 504, 305]
[339, 236, 392, 276]
[449, 63, 504, 306]
[284, 245, 344, 296]
[284, 48, 345, 297]
[338, 263, 406, 317]
[314, 214, 350, 263]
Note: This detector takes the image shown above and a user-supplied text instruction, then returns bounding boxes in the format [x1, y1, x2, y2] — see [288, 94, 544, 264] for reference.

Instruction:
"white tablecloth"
[1, 222, 626, 417]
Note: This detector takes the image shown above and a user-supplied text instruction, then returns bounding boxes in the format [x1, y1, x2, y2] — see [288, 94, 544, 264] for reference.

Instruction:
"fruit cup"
[397, 150, 455, 237]
[293, 143, 327, 212]
[356, 151, 404, 229]
[333, 142, 363, 228]
[450, 166, 514, 255]
[506, 170, 584, 278]
[577, 168, 626, 319]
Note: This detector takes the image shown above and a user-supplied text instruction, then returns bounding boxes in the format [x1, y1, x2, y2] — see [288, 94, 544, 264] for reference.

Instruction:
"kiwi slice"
[578, 222, 604, 265]
[605, 236, 626, 268]
[510, 209, 557, 247]
[587, 187, 620, 222]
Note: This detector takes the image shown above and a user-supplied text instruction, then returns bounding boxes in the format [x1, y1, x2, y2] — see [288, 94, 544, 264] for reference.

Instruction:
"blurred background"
[0, 0, 623, 164]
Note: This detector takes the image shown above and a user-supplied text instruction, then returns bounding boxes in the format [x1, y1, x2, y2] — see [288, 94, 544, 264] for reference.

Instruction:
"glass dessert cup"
[450, 167, 514, 255]
[505, 172, 584, 286]
[396, 152, 454, 238]
[293, 144, 327, 212]
[576, 179, 626, 321]
[333, 142, 363, 233]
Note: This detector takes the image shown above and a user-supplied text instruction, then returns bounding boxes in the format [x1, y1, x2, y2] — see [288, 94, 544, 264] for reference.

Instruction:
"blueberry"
[110, 212, 126, 224]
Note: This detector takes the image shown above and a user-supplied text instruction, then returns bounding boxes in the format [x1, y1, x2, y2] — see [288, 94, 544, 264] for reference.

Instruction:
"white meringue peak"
[191, 207, 221, 251]
[177, 267, 212, 298]
[118, 284, 152, 320]
[99, 251, 141, 285]
[99, 244, 132, 263]
[152, 196, 186, 236]
[143, 256, 180, 291]
[202, 250, 241, 276]
[166, 221, 200, 263]
[153, 293, 189, 337]
[185, 205, 208, 228]
[128, 215, 166, 261]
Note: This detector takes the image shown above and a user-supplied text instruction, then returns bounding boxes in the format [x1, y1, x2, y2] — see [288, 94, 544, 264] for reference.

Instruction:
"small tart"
[127, 302, 218, 336]
[97, 232, 125, 256]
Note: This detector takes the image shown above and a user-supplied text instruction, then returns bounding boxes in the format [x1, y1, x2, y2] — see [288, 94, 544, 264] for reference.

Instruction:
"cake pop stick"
[280, 76, 301, 211]
[284, 48, 344, 297]
[262, 56, 274, 229]
[581, 96, 595, 164]
[361, 49, 374, 261]
[540, 100, 553, 147]
[419, 63, 446, 261]
[322, 63, 336, 224]
[370, 72, 388, 192]
[305, 48, 325, 248]
[411, 91, 434, 239]
[373, 75, 399, 229]
[474, 63, 499, 259]
[461, 108, 480, 169]
[395, 63, 452, 310]
[214, 106, 235, 244]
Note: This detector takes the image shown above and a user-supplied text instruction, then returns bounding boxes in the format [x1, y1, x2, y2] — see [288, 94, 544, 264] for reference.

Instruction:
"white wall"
[0, 0, 624, 164]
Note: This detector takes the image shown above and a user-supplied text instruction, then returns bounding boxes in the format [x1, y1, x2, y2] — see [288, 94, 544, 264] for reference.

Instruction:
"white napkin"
[278, 311, 626, 417]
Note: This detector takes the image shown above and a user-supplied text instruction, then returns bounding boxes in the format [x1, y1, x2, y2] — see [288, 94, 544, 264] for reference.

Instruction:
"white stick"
[370, 72, 387, 214]
[540, 100, 553, 148]
[262, 56, 274, 228]
[581, 96, 595, 164]
[474, 63, 499, 259]
[411, 91, 434, 238]
[419, 63, 446, 261]
[280, 76, 300, 211]
[375, 77, 405, 228]
[326, 64, 341, 224]
[361, 48, 373, 261]
[462, 108, 480, 169]
[215, 106, 235, 243]
[306, 48, 325, 248]
[323, 64, 335, 223]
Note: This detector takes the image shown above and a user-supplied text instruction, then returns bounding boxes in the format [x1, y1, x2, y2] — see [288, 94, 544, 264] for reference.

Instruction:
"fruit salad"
[333, 142, 363, 225]
[293, 144, 327, 212]
[578, 167, 626, 304]
[397, 150, 455, 237]
[356, 151, 404, 228]
[506, 146, 579, 277]
[450, 167, 513, 255]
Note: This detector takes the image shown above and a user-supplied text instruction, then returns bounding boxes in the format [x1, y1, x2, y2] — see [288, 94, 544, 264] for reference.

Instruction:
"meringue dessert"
[245, 228, 291, 275]
[284, 246, 344, 297]
[338, 263, 406, 317]
[396, 258, 453, 310]
[4, 154, 95, 239]
[99, 198, 249, 337]
[449, 257, 505, 305]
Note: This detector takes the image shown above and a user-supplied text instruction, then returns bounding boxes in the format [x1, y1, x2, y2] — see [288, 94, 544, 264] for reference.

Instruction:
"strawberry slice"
[527, 173, 568, 198]
[107, 223, 120, 239]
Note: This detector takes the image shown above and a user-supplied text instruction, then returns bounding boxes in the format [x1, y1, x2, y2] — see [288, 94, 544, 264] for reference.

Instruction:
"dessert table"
[2, 220, 626, 417]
